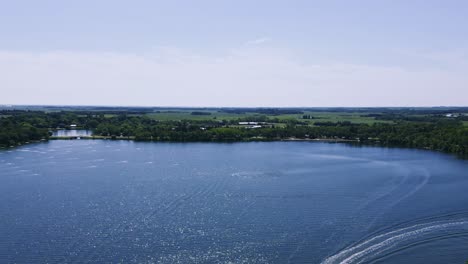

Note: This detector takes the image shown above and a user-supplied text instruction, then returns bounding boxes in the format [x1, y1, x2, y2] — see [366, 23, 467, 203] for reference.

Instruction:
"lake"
[0, 140, 467, 263]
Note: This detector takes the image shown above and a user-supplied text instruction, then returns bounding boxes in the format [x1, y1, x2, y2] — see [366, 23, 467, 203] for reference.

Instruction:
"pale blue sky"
[1, 1, 467, 106]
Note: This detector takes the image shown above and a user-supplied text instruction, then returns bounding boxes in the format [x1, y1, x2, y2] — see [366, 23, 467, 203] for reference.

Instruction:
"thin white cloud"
[245, 37, 271, 46]
[0, 47, 467, 107]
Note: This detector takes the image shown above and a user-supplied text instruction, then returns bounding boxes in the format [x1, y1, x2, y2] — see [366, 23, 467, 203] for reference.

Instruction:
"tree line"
[0, 110, 467, 157]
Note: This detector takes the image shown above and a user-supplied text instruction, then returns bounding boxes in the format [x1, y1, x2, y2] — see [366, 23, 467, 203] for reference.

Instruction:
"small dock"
[49, 136, 134, 140]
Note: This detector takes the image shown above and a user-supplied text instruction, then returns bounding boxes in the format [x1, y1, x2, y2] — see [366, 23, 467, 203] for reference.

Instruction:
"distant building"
[239, 122, 259, 125]
[70, 124, 77, 128]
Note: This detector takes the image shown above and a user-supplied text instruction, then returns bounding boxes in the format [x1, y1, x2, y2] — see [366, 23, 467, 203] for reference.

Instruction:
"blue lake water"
[0, 140, 467, 263]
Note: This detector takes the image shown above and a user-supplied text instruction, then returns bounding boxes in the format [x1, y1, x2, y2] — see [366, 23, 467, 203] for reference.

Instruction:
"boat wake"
[322, 214, 468, 264]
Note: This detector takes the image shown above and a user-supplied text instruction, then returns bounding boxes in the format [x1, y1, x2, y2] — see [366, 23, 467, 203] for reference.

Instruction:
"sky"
[1, 0, 467, 107]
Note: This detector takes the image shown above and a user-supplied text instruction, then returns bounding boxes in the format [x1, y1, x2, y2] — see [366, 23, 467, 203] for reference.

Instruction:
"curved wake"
[322, 218, 468, 264]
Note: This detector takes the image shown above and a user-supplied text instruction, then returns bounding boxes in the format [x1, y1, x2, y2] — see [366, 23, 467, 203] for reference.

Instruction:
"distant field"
[302, 112, 394, 125]
[145, 110, 393, 125]
[2, 106, 465, 126]
[145, 111, 240, 121]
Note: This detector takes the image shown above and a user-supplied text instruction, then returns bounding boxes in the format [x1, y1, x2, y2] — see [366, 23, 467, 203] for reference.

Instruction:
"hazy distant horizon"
[2, 104, 468, 109]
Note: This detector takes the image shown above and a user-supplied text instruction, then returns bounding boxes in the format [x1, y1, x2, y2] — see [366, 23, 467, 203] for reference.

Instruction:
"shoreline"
[49, 135, 357, 143]
[42, 136, 467, 159]
[3, 136, 465, 160]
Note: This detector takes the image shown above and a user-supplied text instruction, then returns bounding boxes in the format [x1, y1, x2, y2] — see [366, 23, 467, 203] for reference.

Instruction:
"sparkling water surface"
[0, 140, 467, 263]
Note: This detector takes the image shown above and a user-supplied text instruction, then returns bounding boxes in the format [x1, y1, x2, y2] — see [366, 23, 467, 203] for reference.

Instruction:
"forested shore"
[1, 109, 467, 157]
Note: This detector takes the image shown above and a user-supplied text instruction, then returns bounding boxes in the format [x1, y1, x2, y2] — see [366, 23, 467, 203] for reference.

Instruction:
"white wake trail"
[322, 220, 468, 264]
